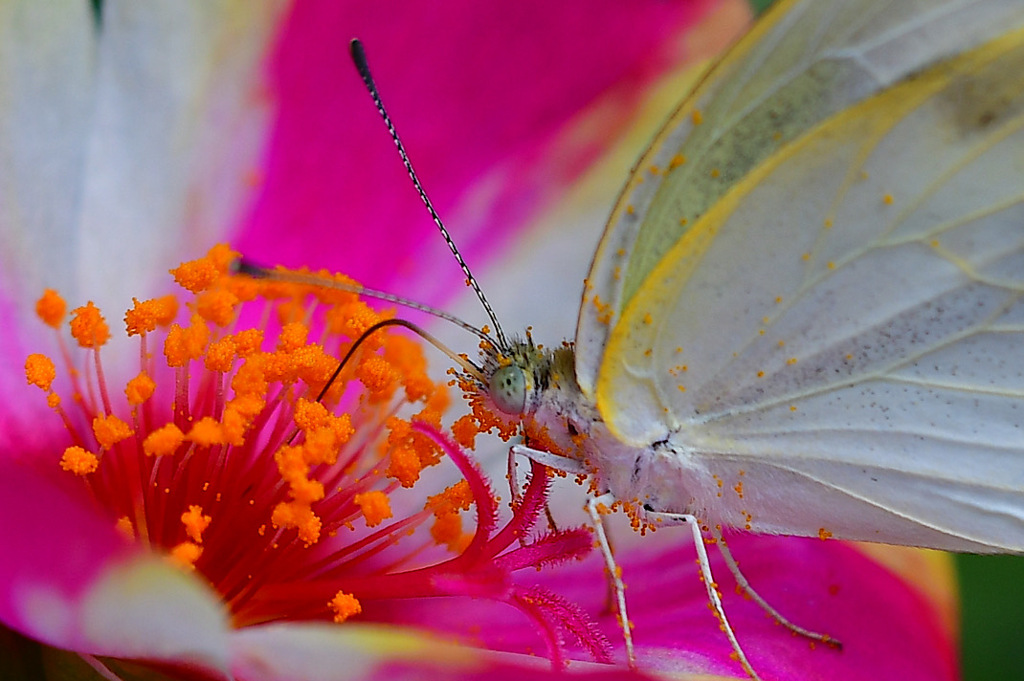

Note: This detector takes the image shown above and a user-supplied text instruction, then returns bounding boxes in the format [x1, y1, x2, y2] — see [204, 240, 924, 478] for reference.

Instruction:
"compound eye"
[489, 365, 527, 415]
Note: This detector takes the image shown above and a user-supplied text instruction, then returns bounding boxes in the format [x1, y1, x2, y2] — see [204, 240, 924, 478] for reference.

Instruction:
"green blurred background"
[956, 554, 1024, 680]
[746, 1, 1024, 679]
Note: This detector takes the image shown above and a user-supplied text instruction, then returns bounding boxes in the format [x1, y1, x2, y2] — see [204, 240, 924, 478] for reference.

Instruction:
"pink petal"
[0, 291, 50, 453]
[236, 0, 741, 311]
[391, 531, 956, 680]
[0, 459, 229, 672]
[617, 533, 957, 681]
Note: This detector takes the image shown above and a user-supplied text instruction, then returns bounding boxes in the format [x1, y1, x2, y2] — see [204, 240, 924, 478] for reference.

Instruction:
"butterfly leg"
[506, 445, 524, 507]
[647, 511, 763, 681]
[510, 443, 588, 474]
[711, 526, 842, 649]
[510, 446, 637, 663]
[586, 493, 636, 668]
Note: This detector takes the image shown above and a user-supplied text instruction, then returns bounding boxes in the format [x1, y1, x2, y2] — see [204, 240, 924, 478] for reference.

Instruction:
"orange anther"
[125, 371, 156, 405]
[92, 414, 133, 450]
[70, 302, 110, 348]
[143, 423, 185, 457]
[25, 354, 56, 391]
[60, 446, 99, 475]
[354, 491, 393, 527]
[328, 591, 362, 623]
[35, 289, 67, 328]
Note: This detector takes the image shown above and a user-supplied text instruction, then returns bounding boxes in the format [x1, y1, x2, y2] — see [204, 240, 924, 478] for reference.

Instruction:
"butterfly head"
[461, 332, 607, 470]
[473, 332, 572, 415]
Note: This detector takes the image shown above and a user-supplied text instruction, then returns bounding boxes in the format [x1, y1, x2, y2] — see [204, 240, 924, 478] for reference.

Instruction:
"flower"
[0, 1, 960, 680]
[12, 246, 613, 678]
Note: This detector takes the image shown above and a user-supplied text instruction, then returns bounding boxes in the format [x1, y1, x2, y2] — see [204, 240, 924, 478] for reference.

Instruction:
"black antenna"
[285, 316, 486, 444]
[349, 38, 509, 350]
[318, 317, 485, 399]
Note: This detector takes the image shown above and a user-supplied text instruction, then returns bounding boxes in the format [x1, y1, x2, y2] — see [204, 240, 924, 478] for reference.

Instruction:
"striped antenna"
[349, 38, 509, 350]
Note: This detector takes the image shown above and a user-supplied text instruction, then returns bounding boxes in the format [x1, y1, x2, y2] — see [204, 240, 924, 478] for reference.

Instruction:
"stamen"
[169, 243, 234, 293]
[430, 512, 466, 552]
[170, 542, 203, 570]
[328, 592, 362, 623]
[125, 296, 179, 336]
[25, 354, 56, 391]
[353, 491, 392, 527]
[143, 423, 185, 457]
[384, 417, 431, 486]
[270, 501, 322, 545]
[181, 505, 212, 543]
[187, 417, 227, 446]
[27, 243, 607, 668]
[115, 516, 135, 540]
[60, 446, 99, 475]
[70, 303, 110, 348]
[35, 289, 67, 328]
[196, 289, 239, 327]
[204, 337, 236, 373]
[355, 354, 398, 398]
[92, 414, 133, 450]
[428, 480, 474, 517]
[125, 372, 156, 405]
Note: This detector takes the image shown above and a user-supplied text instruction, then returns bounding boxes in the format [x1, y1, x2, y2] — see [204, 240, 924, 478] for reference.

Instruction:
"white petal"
[0, 0, 97, 312]
[75, 0, 285, 316]
[229, 623, 475, 681]
[15, 554, 230, 673]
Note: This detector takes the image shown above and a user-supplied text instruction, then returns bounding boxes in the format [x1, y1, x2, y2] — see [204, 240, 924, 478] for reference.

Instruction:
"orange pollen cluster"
[329, 591, 362, 623]
[426, 479, 477, 552]
[353, 491, 392, 527]
[24, 243, 472, 626]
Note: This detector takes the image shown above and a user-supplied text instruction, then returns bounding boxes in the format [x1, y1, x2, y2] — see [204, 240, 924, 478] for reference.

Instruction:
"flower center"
[25, 244, 470, 624]
[23, 244, 610, 665]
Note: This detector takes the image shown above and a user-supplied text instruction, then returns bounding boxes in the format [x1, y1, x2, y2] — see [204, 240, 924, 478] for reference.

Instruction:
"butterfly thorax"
[476, 337, 725, 525]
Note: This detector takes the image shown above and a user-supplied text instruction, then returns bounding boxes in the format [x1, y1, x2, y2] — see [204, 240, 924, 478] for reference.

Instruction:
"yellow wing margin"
[575, 0, 1024, 397]
[598, 24, 1024, 550]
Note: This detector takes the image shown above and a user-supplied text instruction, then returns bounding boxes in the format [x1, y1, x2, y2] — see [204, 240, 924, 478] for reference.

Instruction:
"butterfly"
[243, 1, 1024, 676]
[489, 0, 1024, 549]
[469, 0, 1024, 673]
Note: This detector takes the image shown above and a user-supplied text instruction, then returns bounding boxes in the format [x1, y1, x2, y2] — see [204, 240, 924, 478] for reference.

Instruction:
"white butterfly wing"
[595, 21, 1024, 551]
[576, 0, 1024, 400]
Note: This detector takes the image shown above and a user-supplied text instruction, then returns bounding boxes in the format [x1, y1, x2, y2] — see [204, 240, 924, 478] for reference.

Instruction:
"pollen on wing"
[27, 243, 477, 627]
